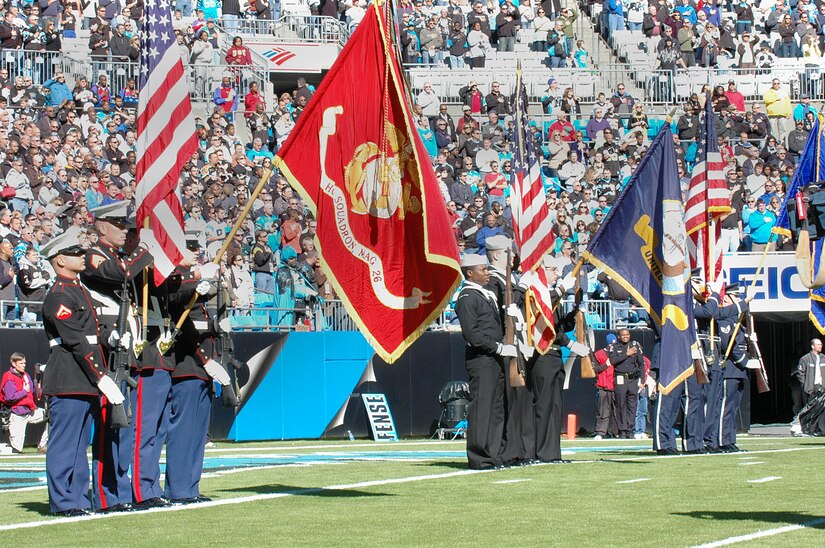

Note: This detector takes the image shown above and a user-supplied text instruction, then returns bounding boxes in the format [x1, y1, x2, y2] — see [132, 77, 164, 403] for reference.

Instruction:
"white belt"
[193, 320, 209, 331]
[49, 335, 98, 347]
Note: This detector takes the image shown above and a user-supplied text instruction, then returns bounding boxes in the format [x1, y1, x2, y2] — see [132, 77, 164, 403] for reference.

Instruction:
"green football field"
[1, 436, 824, 546]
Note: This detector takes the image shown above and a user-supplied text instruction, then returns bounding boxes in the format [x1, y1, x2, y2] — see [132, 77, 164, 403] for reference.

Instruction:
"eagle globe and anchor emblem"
[318, 106, 431, 310]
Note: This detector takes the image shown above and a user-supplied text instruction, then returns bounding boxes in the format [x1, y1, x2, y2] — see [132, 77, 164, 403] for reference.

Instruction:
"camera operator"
[1, 353, 48, 453]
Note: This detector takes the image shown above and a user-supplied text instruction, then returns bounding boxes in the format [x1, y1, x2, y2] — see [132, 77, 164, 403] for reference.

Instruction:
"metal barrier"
[0, 299, 46, 328]
[218, 15, 349, 48]
[0, 50, 63, 86]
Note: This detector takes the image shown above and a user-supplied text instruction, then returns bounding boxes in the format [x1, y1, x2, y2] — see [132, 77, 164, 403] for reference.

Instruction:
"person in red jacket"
[592, 334, 617, 440]
[1, 352, 48, 453]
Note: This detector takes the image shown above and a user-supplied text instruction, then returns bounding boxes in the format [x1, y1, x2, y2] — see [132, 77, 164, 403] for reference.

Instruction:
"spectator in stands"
[788, 121, 810, 162]
[764, 78, 793, 143]
[531, 7, 551, 51]
[417, 115, 437, 158]
[2, 353, 48, 453]
[546, 20, 568, 68]
[604, 0, 625, 41]
[459, 80, 485, 114]
[226, 35, 252, 68]
[546, 130, 569, 177]
[417, 82, 441, 125]
[485, 81, 510, 116]
[677, 20, 697, 67]
[466, 21, 490, 68]
[776, 14, 797, 58]
[476, 212, 504, 255]
[401, 21, 421, 64]
[213, 73, 239, 122]
[586, 107, 610, 142]
[419, 17, 444, 64]
[749, 199, 776, 252]
[252, 229, 275, 294]
[734, 0, 754, 35]
[493, 2, 519, 53]
[447, 19, 468, 68]
[191, 29, 214, 97]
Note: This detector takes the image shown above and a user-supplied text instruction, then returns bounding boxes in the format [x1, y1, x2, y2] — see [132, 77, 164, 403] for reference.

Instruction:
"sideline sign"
[723, 252, 808, 313]
[361, 394, 399, 442]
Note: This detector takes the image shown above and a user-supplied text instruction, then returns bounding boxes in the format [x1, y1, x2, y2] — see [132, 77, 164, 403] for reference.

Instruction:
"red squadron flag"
[274, 3, 461, 363]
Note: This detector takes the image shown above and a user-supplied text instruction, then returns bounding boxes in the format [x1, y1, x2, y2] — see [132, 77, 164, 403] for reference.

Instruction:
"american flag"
[511, 67, 555, 273]
[134, 0, 197, 284]
[684, 93, 730, 284]
[511, 64, 556, 352]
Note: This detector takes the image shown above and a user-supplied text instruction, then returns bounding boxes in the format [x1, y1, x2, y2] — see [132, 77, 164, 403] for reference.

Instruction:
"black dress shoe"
[704, 445, 723, 454]
[55, 509, 91, 517]
[97, 503, 135, 514]
[135, 497, 173, 510]
[656, 448, 680, 455]
[721, 444, 742, 453]
[170, 497, 199, 505]
[684, 448, 707, 455]
[195, 495, 212, 503]
[546, 458, 572, 464]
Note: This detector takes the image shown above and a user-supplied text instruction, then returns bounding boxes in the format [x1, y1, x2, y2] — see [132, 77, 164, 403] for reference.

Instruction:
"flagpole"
[134, 218, 150, 356]
[172, 164, 277, 333]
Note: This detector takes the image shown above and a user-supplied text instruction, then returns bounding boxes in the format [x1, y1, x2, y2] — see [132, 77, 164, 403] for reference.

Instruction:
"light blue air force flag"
[582, 125, 697, 394]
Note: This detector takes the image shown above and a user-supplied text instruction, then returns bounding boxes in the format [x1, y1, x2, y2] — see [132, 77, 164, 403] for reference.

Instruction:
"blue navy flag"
[583, 125, 697, 394]
[776, 116, 825, 332]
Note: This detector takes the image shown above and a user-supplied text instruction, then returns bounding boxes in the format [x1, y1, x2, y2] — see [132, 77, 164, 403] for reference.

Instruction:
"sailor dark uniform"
[41, 276, 108, 514]
[527, 287, 576, 462]
[130, 267, 198, 504]
[81, 243, 151, 510]
[677, 292, 719, 452]
[486, 265, 535, 463]
[608, 338, 644, 438]
[165, 281, 215, 502]
[716, 300, 749, 450]
[696, 293, 726, 451]
[454, 281, 506, 470]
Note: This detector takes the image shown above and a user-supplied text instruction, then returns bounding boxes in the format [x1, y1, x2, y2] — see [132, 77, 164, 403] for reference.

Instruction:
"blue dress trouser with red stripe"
[130, 368, 172, 503]
[47, 395, 98, 513]
[92, 385, 135, 510]
[165, 378, 211, 500]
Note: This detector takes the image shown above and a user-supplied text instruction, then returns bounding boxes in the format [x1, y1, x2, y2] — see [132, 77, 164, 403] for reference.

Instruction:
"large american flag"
[684, 93, 730, 284]
[134, 0, 197, 284]
[511, 69, 555, 273]
[511, 65, 556, 353]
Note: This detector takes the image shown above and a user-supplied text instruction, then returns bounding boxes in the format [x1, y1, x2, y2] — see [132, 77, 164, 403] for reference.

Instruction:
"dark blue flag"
[583, 125, 697, 394]
[777, 117, 825, 332]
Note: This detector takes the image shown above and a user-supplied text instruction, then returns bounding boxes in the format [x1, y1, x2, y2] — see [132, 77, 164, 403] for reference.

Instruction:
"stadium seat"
[254, 293, 274, 307]
[229, 315, 256, 331]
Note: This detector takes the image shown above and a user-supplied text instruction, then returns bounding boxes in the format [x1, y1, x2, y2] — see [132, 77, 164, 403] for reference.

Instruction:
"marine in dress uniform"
[484, 235, 535, 464]
[164, 234, 232, 503]
[607, 329, 644, 439]
[454, 254, 516, 470]
[526, 255, 584, 462]
[82, 201, 153, 513]
[40, 228, 126, 516]
[715, 284, 749, 452]
[129, 233, 219, 509]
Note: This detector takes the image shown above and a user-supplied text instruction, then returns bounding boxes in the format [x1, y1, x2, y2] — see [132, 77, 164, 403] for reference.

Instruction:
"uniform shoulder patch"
[56, 304, 73, 320]
[90, 254, 106, 269]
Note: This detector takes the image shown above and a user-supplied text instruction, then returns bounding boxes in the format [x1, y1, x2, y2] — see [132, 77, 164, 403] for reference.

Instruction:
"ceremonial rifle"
[504, 249, 526, 387]
[574, 267, 595, 378]
[744, 309, 770, 393]
[691, 287, 711, 385]
[108, 275, 138, 428]
[215, 270, 241, 408]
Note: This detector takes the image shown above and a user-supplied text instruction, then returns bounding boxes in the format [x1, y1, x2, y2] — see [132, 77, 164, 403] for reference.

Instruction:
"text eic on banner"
[723, 252, 809, 313]
[361, 394, 399, 442]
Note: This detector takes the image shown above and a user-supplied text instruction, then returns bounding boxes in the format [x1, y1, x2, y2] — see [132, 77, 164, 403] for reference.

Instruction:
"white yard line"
[738, 461, 765, 466]
[493, 479, 530, 484]
[746, 476, 782, 484]
[692, 517, 825, 547]
[616, 478, 650, 484]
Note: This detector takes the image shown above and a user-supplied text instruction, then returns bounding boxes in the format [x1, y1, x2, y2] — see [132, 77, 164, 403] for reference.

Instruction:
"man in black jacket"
[454, 254, 515, 469]
[608, 328, 645, 439]
[252, 230, 274, 294]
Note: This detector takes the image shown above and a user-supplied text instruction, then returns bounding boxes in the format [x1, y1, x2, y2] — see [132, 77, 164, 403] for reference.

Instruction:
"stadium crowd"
[0, 0, 818, 328]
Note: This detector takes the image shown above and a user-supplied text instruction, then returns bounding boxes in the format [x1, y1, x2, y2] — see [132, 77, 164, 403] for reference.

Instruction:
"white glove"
[198, 263, 220, 281]
[107, 330, 120, 347]
[195, 280, 211, 295]
[120, 331, 131, 351]
[559, 274, 576, 292]
[218, 317, 232, 333]
[518, 271, 535, 290]
[204, 359, 231, 386]
[567, 340, 590, 357]
[750, 331, 758, 342]
[138, 228, 154, 250]
[98, 376, 125, 405]
[506, 303, 520, 318]
[496, 343, 518, 358]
